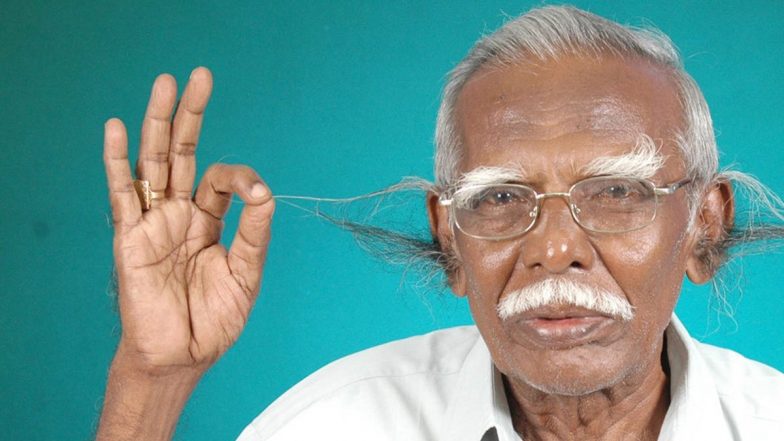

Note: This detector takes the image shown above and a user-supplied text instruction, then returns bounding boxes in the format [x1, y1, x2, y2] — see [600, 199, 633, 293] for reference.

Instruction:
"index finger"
[167, 67, 213, 198]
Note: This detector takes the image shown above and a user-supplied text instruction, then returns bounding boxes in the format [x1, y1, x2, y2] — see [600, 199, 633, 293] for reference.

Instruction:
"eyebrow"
[455, 166, 526, 189]
[449, 134, 666, 202]
[579, 134, 666, 180]
[447, 166, 525, 206]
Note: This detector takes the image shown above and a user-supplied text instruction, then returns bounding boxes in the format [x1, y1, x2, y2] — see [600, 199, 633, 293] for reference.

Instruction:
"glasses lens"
[453, 184, 537, 238]
[571, 177, 657, 232]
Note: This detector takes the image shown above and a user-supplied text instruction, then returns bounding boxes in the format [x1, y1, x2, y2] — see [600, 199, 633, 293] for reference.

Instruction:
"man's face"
[447, 55, 698, 395]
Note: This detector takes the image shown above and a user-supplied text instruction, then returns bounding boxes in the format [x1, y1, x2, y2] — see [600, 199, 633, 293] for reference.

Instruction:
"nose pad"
[521, 196, 594, 273]
[526, 206, 540, 229]
[530, 195, 577, 230]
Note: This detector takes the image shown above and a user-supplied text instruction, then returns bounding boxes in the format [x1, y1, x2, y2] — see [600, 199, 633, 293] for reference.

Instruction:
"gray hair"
[432, 5, 784, 279]
[284, 6, 784, 309]
[434, 5, 716, 200]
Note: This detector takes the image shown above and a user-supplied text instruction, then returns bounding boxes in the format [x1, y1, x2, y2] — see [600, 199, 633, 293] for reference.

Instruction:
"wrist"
[111, 339, 209, 380]
[95, 345, 205, 441]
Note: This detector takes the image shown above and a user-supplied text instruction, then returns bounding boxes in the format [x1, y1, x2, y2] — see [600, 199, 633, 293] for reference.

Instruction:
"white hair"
[450, 132, 666, 192]
[580, 134, 665, 180]
[267, 6, 784, 316]
[447, 137, 666, 216]
[455, 165, 525, 188]
[449, 166, 525, 209]
[497, 278, 635, 321]
[433, 5, 784, 283]
[434, 5, 717, 208]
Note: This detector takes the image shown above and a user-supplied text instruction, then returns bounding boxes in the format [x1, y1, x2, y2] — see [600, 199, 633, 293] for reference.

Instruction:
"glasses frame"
[438, 176, 692, 241]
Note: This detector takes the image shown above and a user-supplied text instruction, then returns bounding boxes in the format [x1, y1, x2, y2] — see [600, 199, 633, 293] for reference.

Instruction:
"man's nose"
[520, 196, 595, 273]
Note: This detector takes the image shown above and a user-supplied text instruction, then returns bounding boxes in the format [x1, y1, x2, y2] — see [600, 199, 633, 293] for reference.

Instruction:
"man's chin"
[500, 348, 649, 399]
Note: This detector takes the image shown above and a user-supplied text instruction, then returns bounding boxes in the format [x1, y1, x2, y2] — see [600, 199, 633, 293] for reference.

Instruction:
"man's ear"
[426, 191, 467, 297]
[686, 180, 734, 284]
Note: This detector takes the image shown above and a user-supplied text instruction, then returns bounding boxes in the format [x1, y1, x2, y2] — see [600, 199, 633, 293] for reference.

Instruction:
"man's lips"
[505, 306, 621, 348]
[513, 305, 614, 321]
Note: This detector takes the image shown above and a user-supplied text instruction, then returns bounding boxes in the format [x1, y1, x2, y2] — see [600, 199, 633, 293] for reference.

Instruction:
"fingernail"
[250, 183, 268, 199]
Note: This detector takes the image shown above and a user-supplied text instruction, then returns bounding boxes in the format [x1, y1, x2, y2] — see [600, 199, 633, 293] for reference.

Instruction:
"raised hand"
[97, 68, 274, 441]
[103, 67, 274, 374]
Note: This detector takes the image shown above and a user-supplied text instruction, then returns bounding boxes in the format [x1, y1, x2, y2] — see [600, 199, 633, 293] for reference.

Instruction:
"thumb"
[227, 181, 275, 297]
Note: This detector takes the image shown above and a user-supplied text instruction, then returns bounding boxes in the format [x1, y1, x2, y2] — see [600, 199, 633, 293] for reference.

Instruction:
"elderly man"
[96, 5, 783, 441]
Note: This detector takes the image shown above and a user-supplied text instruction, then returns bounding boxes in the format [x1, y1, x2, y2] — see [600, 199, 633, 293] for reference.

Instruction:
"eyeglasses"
[438, 176, 692, 240]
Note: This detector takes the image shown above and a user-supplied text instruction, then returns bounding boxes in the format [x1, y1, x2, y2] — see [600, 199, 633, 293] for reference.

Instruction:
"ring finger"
[135, 73, 178, 200]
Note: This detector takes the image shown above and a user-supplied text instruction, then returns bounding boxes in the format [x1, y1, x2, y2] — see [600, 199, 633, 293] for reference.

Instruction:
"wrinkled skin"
[103, 68, 275, 375]
[97, 67, 277, 440]
[428, 55, 732, 439]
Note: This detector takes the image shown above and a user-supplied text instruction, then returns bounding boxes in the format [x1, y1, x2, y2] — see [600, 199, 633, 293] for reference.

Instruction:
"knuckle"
[112, 181, 135, 193]
[173, 141, 197, 155]
[234, 164, 255, 175]
[231, 165, 261, 185]
[172, 189, 193, 199]
[205, 163, 228, 176]
[141, 150, 169, 163]
[244, 208, 274, 228]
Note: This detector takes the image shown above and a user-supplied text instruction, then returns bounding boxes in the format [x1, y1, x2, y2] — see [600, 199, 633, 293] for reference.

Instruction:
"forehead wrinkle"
[579, 134, 666, 180]
[486, 94, 647, 143]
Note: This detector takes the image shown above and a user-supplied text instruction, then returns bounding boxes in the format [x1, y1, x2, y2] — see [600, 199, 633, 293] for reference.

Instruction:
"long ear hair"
[688, 170, 784, 326]
[274, 177, 458, 290]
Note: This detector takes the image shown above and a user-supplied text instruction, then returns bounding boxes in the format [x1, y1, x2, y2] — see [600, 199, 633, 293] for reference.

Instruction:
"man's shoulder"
[237, 325, 482, 440]
[694, 339, 784, 423]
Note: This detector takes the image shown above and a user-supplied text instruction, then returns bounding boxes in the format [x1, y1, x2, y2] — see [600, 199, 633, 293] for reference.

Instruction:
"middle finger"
[168, 67, 213, 199]
[136, 74, 178, 193]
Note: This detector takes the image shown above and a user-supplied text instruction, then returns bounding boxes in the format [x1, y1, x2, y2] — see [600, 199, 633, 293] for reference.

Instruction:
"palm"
[104, 68, 273, 374]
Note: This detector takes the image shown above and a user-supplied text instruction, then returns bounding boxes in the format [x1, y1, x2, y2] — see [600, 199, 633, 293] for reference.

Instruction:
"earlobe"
[685, 255, 711, 284]
[685, 180, 734, 284]
[450, 267, 468, 297]
[426, 191, 467, 297]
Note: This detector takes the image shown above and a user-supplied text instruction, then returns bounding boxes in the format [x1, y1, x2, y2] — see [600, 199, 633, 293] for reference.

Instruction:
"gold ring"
[133, 179, 166, 211]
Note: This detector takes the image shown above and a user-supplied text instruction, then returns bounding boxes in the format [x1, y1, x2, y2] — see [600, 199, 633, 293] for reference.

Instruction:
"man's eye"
[602, 184, 634, 198]
[487, 190, 517, 205]
[457, 186, 529, 210]
[471, 187, 535, 210]
[589, 181, 646, 203]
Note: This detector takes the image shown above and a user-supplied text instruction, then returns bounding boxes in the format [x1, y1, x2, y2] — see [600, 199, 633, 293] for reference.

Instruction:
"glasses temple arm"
[653, 178, 692, 196]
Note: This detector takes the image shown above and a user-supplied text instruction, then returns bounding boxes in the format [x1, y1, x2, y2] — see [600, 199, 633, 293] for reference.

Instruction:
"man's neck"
[504, 347, 671, 441]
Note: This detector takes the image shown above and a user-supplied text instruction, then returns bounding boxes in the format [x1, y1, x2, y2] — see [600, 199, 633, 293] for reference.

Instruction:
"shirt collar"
[659, 314, 735, 440]
[441, 332, 520, 441]
[443, 315, 734, 441]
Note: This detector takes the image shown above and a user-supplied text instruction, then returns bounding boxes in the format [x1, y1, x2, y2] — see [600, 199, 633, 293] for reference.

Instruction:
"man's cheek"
[464, 244, 520, 289]
[479, 243, 519, 272]
[602, 233, 665, 279]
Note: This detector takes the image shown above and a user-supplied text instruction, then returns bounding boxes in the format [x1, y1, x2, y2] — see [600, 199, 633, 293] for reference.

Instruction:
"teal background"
[1, 1, 782, 439]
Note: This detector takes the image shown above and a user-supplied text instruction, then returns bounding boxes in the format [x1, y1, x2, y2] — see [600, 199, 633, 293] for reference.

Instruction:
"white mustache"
[496, 279, 635, 321]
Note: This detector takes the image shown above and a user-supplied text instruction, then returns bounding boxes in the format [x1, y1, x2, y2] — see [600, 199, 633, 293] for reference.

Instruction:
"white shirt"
[237, 316, 784, 440]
